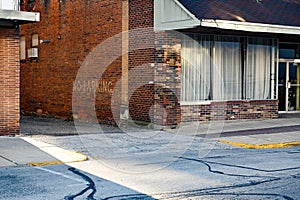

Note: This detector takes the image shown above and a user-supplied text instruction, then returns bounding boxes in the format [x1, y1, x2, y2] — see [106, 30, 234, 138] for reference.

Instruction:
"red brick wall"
[181, 100, 278, 122]
[20, 0, 122, 122]
[0, 28, 20, 135]
[128, 1, 180, 127]
[128, 0, 155, 123]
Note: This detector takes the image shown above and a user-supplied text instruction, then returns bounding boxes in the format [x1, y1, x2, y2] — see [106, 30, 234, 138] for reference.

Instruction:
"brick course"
[128, 0, 155, 123]
[21, 0, 122, 123]
[181, 100, 278, 123]
[0, 28, 20, 135]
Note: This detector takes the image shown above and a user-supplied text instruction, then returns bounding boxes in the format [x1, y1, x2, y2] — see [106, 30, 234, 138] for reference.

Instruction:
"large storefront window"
[213, 36, 241, 100]
[245, 38, 275, 99]
[181, 34, 277, 101]
[181, 35, 211, 101]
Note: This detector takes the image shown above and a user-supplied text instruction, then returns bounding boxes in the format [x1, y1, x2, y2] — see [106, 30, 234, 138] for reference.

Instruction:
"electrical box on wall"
[28, 48, 38, 58]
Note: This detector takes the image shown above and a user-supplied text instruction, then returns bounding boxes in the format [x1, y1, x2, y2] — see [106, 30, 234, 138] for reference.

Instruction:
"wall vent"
[28, 48, 38, 58]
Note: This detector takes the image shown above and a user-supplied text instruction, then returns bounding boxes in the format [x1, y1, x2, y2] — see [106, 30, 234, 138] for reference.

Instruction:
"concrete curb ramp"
[219, 140, 300, 149]
[22, 137, 88, 166]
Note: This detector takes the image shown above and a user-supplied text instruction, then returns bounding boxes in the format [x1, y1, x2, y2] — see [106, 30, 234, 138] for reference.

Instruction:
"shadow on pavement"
[0, 164, 156, 200]
[20, 115, 122, 136]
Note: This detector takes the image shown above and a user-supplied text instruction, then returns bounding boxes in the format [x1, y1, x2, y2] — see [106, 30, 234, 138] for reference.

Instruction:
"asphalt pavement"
[0, 115, 299, 167]
[0, 115, 299, 200]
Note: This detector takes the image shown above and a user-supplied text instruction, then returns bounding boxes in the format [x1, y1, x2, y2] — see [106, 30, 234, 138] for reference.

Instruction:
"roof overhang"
[0, 10, 40, 27]
[200, 19, 300, 35]
[154, 0, 300, 35]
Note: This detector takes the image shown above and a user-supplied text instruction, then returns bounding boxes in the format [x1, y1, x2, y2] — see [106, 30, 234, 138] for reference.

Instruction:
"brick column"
[0, 28, 20, 135]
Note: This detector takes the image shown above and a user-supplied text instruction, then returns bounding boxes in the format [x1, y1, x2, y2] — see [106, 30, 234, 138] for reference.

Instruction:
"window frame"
[180, 33, 278, 102]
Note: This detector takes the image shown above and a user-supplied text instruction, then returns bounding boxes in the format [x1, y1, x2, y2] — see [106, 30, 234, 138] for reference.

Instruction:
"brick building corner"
[0, 1, 39, 135]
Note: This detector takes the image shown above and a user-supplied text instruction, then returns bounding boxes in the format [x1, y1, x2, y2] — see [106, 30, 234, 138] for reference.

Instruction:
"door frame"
[277, 58, 300, 113]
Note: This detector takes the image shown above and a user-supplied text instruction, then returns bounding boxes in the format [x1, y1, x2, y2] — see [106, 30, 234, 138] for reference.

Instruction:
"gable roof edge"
[172, 0, 199, 22]
[154, 0, 200, 32]
[201, 19, 300, 35]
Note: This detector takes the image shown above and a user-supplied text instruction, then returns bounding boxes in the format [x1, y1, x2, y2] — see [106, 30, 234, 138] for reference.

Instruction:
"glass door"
[289, 63, 300, 111]
[278, 59, 300, 112]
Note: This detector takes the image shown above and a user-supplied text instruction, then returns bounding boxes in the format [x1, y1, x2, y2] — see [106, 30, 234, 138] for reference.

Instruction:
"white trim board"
[0, 10, 40, 23]
[201, 19, 300, 35]
[154, 0, 200, 31]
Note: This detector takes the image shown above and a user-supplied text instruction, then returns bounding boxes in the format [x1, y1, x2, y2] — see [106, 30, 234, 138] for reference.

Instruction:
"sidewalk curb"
[22, 137, 88, 166]
[219, 140, 300, 149]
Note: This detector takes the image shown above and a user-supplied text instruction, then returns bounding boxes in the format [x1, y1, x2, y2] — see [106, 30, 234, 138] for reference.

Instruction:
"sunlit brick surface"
[0, 28, 20, 135]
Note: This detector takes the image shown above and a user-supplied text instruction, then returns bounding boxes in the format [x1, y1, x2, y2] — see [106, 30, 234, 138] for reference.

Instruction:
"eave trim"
[0, 10, 40, 24]
[201, 19, 300, 35]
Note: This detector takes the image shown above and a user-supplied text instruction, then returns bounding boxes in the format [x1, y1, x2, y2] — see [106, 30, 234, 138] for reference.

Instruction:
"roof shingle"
[178, 0, 300, 27]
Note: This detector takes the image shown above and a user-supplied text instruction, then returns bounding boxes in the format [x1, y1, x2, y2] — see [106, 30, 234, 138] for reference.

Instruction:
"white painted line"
[35, 166, 86, 183]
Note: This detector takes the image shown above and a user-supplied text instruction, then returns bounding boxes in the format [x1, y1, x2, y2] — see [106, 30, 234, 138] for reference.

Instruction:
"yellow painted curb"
[27, 151, 88, 166]
[28, 160, 64, 166]
[219, 140, 300, 149]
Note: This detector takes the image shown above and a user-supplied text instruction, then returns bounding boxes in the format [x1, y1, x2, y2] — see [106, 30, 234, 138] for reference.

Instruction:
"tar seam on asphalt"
[166, 156, 297, 200]
[178, 156, 300, 173]
[64, 167, 97, 200]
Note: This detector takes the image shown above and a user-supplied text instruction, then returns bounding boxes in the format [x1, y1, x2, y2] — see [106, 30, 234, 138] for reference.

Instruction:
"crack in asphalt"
[60, 154, 299, 199]
[164, 192, 294, 200]
[63, 168, 156, 200]
[178, 157, 300, 173]
[102, 194, 157, 200]
[64, 167, 97, 200]
[165, 156, 298, 200]
[159, 175, 293, 200]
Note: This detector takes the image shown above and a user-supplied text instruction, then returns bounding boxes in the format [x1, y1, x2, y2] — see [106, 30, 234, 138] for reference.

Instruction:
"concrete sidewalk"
[195, 117, 300, 148]
[0, 137, 87, 167]
[0, 115, 299, 168]
[175, 117, 300, 148]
